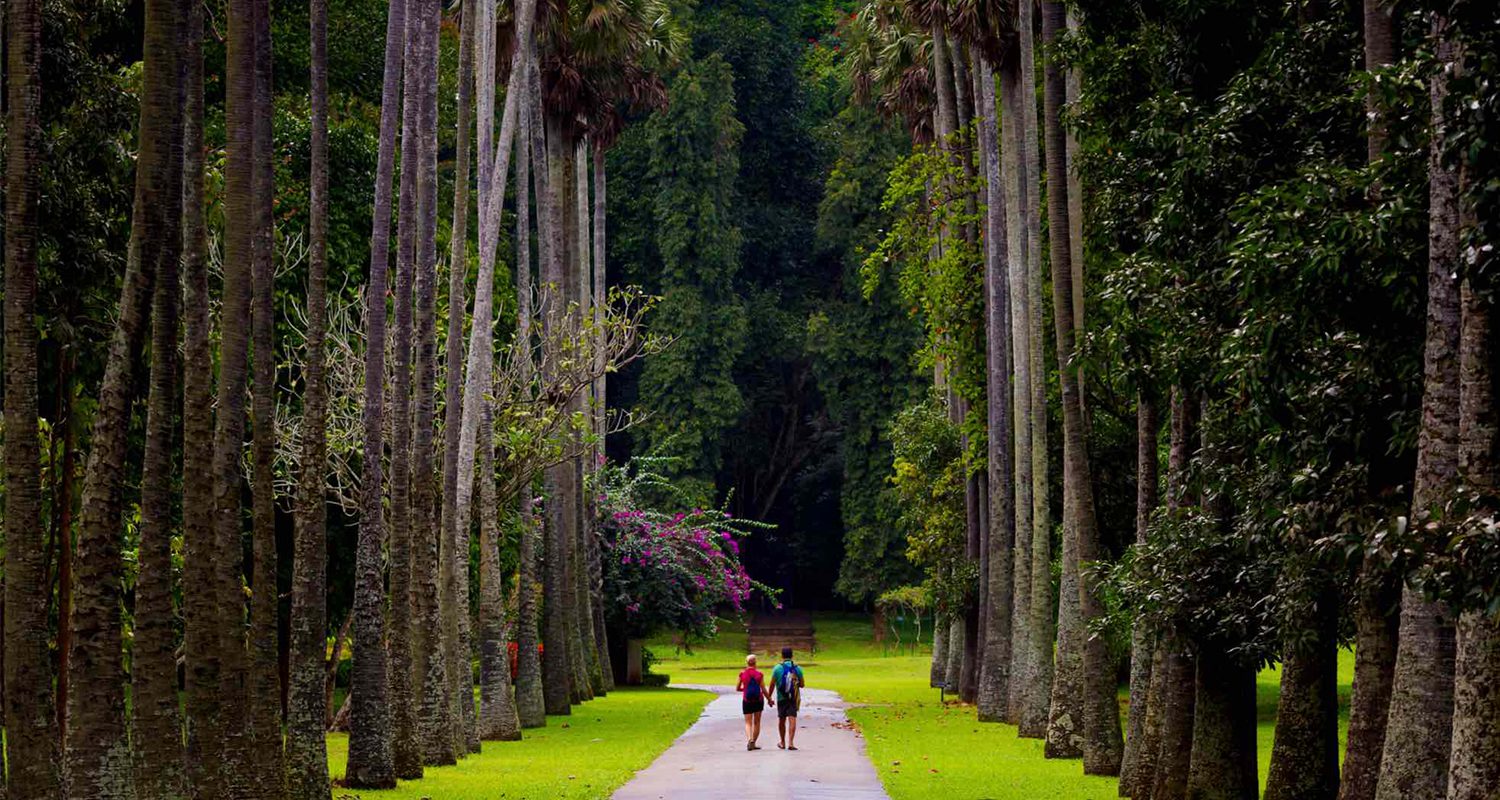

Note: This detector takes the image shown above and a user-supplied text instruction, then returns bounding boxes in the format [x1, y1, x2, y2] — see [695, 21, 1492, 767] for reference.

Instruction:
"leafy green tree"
[635, 54, 748, 491]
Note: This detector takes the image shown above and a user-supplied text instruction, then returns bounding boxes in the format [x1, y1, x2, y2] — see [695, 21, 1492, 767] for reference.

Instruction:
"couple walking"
[736, 647, 805, 751]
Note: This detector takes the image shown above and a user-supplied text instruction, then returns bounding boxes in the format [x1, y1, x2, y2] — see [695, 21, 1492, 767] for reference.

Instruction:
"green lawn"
[325, 686, 711, 799]
[647, 612, 1355, 800]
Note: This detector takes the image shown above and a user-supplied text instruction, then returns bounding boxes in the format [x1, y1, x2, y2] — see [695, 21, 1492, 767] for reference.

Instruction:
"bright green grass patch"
[325, 686, 711, 799]
[652, 612, 1357, 799]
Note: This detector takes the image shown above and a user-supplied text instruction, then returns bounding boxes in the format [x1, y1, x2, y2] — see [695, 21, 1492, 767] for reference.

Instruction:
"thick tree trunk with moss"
[1265, 587, 1340, 800]
[1148, 389, 1197, 800]
[1375, 15, 1461, 800]
[1119, 391, 1159, 798]
[1447, 70, 1500, 800]
[575, 137, 606, 700]
[286, 0, 334, 790]
[1185, 650, 1258, 800]
[344, 0, 406, 785]
[975, 52, 1015, 725]
[130, 0, 189, 795]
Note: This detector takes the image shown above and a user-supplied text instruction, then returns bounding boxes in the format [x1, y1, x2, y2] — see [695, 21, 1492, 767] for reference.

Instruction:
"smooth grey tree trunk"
[975, 52, 1015, 725]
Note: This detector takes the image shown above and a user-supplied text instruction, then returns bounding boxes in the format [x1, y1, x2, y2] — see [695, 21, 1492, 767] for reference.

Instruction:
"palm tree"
[478, 397, 523, 740]
[1375, 12, 1462, 800]
[181, 0, 224, 791]
[1019, 0, 1053, 742]
[390, 0, 427, 773]
[247, 1, 286, 790]
[210, 0, 260, 791]
[439, 0, 479, 759]
[513, 61, 550, 727]
[68, 0, 190, 779]
[134, 0, 190, 792]
[285, 0, 334, 790]
[344, 0, 408, 786]
[974, 46, 1015, 725]
[1039, 0, 1121, 775]
[5, 0, 62, 792]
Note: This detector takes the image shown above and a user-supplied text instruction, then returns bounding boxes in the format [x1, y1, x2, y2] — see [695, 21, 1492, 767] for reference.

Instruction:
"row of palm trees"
[851, 1, 1497, 799]
[1, 1, 675, 799]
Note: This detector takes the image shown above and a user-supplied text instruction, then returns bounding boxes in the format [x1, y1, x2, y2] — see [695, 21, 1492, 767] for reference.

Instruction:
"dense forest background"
[36, 0, 945, 613]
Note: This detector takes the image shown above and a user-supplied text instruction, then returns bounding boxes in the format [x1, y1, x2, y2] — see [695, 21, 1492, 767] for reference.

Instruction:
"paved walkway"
[612, 684, 890, 800]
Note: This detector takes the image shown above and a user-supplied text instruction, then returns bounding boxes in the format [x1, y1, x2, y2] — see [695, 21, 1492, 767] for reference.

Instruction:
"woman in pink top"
[737, 654, 774, 750]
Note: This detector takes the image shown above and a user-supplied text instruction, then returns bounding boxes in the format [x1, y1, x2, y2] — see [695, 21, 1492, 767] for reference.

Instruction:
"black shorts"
[777, 700, 797, 719]
[742, 698, 764, 715]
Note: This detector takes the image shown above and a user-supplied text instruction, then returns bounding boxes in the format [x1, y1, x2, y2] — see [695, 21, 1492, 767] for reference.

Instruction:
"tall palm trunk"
[134, 0, 190, 796]
[389, 0, 425, 769]
[181, 0, 225, 791]
[213, 0, 260, 790]
[1119, 391, 1159, 797]
[3, 0, 60, 791]
[1375, 14, 1461, 800]
[1040, 0, 1122, 775]
[247, 3, 286, 793]
[513, 48, 549, 729]
[1339, 4, 1400, 798]
[562, 137, 594, 706]
[344, 0, 407, 786]
[1186, 649, 1259, 800]
[68, 0, 188, 783]
[591, 145, 616, 694]
[477, 397, 523, 741]
[449, 0, 537, 730]
[441, 0, 479, 760]
[575, 137, 605, 699]
[975, 52, 1015, 725]
[999, 40, 1034, 726]
[1019, 0, 1055, 738]
[285, 0, 333, 791]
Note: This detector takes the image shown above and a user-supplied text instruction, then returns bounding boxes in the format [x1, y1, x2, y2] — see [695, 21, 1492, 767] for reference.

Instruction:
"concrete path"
[612, 685, 890, 800]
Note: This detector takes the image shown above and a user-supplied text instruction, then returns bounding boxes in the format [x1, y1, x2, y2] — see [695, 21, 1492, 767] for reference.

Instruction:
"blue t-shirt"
[771, 660, 804, 706]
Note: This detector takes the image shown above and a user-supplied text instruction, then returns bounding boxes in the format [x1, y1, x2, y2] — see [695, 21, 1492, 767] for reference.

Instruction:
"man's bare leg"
[786, 716, 798, 750]
[777, 715, 787, 749]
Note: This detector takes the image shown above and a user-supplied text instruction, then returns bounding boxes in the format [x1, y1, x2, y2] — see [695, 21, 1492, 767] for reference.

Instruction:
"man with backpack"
[771, 646, 805, 750]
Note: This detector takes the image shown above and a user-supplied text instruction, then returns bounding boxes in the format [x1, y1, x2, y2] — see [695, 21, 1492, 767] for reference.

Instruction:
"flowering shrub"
[597, 456, 777, 641]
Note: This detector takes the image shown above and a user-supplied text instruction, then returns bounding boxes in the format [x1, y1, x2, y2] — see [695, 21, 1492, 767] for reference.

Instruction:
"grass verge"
[325, 686, 712, 799]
